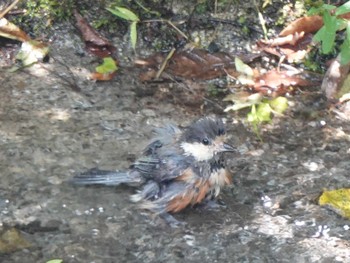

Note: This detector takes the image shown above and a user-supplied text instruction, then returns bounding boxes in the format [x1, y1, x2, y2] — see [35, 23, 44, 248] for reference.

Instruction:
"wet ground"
[2, 2, 350, 263]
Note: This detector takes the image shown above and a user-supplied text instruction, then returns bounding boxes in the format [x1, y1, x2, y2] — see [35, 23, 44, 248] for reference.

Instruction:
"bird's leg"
[195, 196, 227, 211]
[160, 213, 187, 228]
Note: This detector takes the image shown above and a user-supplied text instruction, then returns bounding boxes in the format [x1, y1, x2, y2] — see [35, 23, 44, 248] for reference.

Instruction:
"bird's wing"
[157, 154, 194, 182]
[132, 124, 195, 182]
[131, 155, 161, 178]
[133, 140, 194, 182]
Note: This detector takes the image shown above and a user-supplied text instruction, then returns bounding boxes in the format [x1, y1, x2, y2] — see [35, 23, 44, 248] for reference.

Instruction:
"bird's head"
[180, 117, 235, 161]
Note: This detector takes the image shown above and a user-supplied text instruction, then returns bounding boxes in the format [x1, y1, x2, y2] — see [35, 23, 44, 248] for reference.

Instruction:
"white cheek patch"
[180, 142, 214, 161]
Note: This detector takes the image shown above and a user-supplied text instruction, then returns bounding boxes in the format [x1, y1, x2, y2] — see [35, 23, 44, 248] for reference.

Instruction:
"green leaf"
[223, 92, 263, 111]
[308, 4, 336, 15]
[247, 104, 263, 140]
[306, 7, 321, 16]
[256, 102, 272, 122]
[234, 57, 254, 85]
[340, 40, 350, 65]
[107, 7, 139, 22]
[340, 23, 350, 64]
[46, 260, 63, 263]
[336, 2, 350, 16]
[269, 96, 288, 114]
[313, 25, 326, 43]
[224, 102, 256, 112]
[134, 0, 161, 17]
[322, 4, 337, 11]
[321, 11, 337, 53]
[130, 21, 138, 50]
[247, 104, 258, 123]
[234, 57, 253, 76]
[95, 57, 118, 74]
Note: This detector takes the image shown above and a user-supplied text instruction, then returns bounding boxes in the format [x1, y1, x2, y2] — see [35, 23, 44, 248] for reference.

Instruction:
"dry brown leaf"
[136, 49, 240, 81]
[339, 12, 350, 20]
[257, 33, 313, 63]
[279, 15, 323, 37]
[0, 17, 30, 42]
[74, 10, 116, 58]
[260, 32, 305, 47]
[89, 72, 117, 81]
[253, 69, 321, 95]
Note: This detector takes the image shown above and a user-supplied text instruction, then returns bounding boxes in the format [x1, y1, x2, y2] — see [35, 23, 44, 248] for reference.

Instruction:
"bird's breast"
[208, 167, 232, 187]
[208, 167, 232, 197]
[165, 167, 232, 213]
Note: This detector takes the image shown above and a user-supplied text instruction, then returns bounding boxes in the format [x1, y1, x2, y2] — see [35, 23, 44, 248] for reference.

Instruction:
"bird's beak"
[218, 143, 236, 153]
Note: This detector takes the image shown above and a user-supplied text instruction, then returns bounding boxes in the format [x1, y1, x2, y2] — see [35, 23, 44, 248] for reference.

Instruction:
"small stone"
[140, 109, 156, 117]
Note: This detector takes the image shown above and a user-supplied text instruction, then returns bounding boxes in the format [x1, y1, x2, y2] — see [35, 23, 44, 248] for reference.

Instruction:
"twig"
[143, 19, 188, 40]
[155, 48, 176, 79]
[0, 0, 20, 19]
[253, 0, 268, 40]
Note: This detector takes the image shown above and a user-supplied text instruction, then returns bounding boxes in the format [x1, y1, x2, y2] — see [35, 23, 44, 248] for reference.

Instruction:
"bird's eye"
[202, 138, 210, 145]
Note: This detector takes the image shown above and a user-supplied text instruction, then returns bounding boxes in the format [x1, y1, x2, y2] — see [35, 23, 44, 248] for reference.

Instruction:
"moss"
[13, 0, 74, 34]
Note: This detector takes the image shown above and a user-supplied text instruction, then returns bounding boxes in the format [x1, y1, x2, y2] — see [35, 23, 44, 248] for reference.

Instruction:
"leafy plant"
[107, 6, 140, 49]
[310, 1, 350, 64]
[247, 97, 288, 137]
[225, 93, 288, 140]
[224, 57, 289, 139]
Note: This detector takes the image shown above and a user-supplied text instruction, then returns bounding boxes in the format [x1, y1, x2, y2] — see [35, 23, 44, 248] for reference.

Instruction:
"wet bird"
[71, 117, 235, 224]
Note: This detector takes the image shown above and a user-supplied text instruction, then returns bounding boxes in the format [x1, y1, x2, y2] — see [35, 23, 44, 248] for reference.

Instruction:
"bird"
[71, 116, 235, 224]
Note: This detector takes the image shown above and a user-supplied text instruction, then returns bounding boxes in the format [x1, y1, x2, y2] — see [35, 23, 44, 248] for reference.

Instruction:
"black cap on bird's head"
[180, 117, 235, 161]
[183, 117, 225, 143]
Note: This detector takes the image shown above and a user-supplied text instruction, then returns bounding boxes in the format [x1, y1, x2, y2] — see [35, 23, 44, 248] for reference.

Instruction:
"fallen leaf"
[257, 33, 313, 63]
[0, 228, 32, 253]
[0, 17, 30, 42]
[136, 49, 237, 80]
[46, 260, 63, 263]
[224, 92, 263, 111]
[235, 56, 254, 76]
[339, 12, 350, 20]
[319, 188, 350, 219]
[279, 15, 324, 36]
[90, 56, 118, 81]
[232, 57, 256, 85]
[74, 9, 116, 58]
[95, 57, 118, 74]
[90, 72, 117, 81]
[253, 69, 321, 95]
[260, 31, 305, 47]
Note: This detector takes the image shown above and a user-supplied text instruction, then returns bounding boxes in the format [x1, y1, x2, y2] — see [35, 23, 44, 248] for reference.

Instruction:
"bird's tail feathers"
[70, 168, 143, 187]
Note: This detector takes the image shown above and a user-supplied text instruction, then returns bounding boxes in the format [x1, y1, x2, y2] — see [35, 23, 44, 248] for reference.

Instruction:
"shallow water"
[2, 10, 350, 263]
